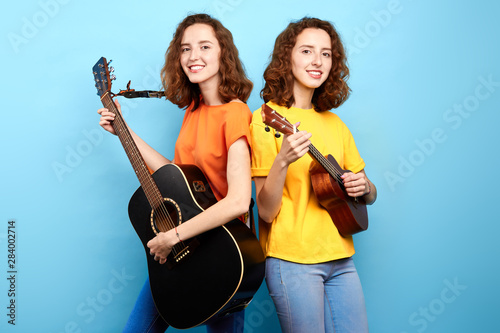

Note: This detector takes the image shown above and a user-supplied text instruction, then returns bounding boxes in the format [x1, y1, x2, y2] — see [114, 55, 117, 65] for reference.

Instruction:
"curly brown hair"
[161, 14, 253, 111]
[261, 17, 350, 112]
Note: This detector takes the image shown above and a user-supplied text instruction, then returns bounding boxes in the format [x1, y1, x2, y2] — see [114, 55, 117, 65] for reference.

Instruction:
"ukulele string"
[103, 96, 184, 256]
[308, 145, 344, 183]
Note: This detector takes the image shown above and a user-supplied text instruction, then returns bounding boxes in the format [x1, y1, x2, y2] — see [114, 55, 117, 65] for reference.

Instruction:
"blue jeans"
[123, 278, 245, 333]
[265, 257, 368, 333]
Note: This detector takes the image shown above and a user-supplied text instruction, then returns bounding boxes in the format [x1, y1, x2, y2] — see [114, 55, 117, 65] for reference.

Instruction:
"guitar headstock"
[261, 104, 295, 135]
[92, 57, 116, 97]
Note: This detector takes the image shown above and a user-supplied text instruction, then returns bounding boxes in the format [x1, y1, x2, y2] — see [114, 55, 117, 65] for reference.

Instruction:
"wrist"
[174, 226, 183, 244]
[364, 180, 371, 196]
[275, 153, 291, 169]
[161, 229, 180, 248]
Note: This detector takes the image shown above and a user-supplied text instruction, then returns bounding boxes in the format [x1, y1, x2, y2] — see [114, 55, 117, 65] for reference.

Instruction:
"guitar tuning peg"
[109, 66, 115, 73]
[265, 126, 270, 132]
[275, 133, 281, 138]
[110, 74, 116, 81]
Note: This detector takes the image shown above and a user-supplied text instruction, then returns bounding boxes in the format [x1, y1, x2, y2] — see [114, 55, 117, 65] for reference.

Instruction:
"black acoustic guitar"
[92, 57, 265, 329]
[261, 104, 368, 236]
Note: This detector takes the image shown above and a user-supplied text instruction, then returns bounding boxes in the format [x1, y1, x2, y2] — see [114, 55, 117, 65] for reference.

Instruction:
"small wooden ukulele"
[261, 104, 368, 236]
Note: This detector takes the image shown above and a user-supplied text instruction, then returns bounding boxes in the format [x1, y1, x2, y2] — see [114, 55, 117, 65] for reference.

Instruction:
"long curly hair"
[261, 17, 350, 112]
[161, 14, 253, 111]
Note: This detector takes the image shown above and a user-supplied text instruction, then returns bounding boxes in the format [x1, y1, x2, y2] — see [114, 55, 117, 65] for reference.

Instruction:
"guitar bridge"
[166, 238, 200, 269]
[173, 247, 190, 262]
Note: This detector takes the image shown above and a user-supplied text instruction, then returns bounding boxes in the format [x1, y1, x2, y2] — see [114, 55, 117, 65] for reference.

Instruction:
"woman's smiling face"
[291, 28, 333, 94]
[180, 23, 221, 88]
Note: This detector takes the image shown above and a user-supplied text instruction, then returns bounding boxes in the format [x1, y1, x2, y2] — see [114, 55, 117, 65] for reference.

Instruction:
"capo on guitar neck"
[114, 80, 165, 99]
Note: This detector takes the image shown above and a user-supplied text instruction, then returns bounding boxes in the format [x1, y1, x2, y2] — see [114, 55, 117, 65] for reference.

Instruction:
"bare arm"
[147, 137, 252, 264]
[98, 99, 170, 171]
[254, 128, 312, 223]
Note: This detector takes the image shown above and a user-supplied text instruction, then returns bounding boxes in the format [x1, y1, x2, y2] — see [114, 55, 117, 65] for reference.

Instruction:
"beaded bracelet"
[174, 226, 183, 242]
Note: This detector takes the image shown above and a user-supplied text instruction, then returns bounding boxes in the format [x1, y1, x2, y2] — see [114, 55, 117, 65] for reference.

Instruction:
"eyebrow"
[180, 40, 214, 47]
[298, 44, 332, 51]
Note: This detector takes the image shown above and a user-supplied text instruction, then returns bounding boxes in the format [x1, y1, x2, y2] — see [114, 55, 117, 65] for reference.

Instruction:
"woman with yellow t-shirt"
[98, 14, 254, 333]
[250, 17, 377, 332]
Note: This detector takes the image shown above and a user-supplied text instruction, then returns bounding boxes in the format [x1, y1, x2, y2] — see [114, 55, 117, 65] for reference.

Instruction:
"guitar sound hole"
[150, 198, 182, 234]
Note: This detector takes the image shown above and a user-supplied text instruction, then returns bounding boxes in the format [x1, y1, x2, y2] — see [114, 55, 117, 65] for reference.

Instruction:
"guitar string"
[103, 95, 186, 257]
[103, 96, 185, 257]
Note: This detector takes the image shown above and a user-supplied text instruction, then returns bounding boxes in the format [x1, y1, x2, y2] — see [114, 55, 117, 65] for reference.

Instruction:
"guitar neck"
[101, 93, 164, 208]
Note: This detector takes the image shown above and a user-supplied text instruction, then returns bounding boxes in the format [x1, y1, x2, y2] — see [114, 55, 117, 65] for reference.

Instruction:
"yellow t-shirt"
[250, 102, 365, 264]
[174, 101, 252, 202]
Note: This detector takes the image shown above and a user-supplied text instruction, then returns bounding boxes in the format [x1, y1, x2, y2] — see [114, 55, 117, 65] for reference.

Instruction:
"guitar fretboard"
[101, 92, 164, 210]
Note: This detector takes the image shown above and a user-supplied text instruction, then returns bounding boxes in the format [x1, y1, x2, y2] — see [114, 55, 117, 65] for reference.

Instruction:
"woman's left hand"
[341, 172, 370, 198]
[147, 232, 174, 265]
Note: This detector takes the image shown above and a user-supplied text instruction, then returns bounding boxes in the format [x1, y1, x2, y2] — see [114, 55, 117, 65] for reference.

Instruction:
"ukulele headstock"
[261, 104, 295, 136]
[92, 57, 116, 98]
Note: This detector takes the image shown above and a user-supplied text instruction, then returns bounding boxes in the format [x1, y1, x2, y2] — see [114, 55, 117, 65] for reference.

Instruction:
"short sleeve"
[341, 121, 365, 173]
[223, 103, 252, 151]
[250, 107, 280, 178]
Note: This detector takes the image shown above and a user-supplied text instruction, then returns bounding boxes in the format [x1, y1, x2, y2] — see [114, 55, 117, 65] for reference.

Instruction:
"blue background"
[1, 0, 499, 332]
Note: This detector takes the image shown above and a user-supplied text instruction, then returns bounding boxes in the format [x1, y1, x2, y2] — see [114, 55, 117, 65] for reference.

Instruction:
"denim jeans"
[122, 278, 245, 333]
[265, 257, 368, 333]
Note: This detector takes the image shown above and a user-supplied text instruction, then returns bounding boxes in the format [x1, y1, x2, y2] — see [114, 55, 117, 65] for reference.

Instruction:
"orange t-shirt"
[173, 101, 252, 201]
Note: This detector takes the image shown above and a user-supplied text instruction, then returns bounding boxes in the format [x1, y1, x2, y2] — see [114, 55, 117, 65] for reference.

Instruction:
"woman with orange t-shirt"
[97, 14, 255, 333]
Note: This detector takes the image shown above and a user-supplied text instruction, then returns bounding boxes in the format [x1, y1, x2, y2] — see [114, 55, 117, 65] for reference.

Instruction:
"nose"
[189, 48, 200, 61]
[311, 52, 322, 66]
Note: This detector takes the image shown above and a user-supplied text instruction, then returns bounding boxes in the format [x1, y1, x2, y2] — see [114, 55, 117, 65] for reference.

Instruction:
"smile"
[189, 65, 205, 72]
[307, 70, 322, 78]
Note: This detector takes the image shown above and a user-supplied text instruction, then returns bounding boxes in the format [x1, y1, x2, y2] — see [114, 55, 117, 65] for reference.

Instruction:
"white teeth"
[190, 65, 204, 70]
[309, 71, 321, 76]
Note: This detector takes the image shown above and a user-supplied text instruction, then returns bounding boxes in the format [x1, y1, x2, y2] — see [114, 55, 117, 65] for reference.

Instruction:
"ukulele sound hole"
[150, 198, 182, 234]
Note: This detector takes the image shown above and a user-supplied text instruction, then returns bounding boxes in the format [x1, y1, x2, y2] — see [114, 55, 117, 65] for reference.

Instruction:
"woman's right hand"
[97, 99, 122, 135]
[278, 122, 312, 165]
